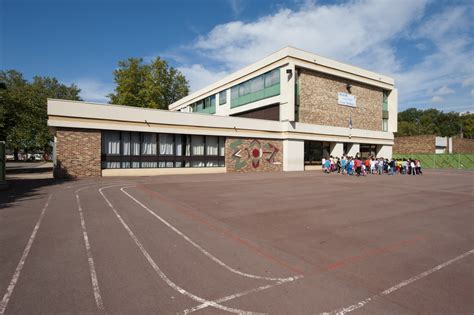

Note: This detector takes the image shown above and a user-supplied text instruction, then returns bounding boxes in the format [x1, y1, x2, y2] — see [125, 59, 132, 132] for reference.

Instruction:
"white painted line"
[322, 249, 474, 315]
[99, 185, 263, 314]
[121, 186, 299, 282]
[75, 187, 105, 311]
[182, 275, 303, 314]
[0, 194, 52, 315]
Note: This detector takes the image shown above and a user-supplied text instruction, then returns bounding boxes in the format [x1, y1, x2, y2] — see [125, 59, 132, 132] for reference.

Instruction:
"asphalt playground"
[0, 170, 473, 314]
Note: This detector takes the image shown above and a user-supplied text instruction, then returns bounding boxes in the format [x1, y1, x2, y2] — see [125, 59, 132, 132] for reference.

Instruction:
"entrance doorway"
[304, 141, 330, 165]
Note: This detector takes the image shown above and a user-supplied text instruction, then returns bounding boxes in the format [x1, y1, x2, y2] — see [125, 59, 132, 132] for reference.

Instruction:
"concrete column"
[388, 88, 398, 132]
[283, 139, 304, 171]
[346, 143, 360, 157]
[376, 145, 392, 159]
[279, 63, 296, 122]
[330, 142, 344, 158]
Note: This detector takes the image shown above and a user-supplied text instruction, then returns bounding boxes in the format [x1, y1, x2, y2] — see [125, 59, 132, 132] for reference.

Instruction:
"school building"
[47, 47, 398, 178]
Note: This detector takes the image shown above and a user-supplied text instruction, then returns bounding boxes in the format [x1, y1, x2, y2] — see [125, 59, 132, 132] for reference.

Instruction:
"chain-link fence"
[0, 142, 5, 182]
[393, 153, 474, 170]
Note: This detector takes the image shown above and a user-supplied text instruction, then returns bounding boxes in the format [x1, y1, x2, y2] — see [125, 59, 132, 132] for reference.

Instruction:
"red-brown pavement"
[0, 170, 472, 314]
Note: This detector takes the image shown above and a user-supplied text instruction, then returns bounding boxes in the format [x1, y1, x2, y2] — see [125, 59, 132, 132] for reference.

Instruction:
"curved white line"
[99, 185, 263, 315]
[0, 194, 52, 315]
[322, 249, 474, 315]
[120, 186, 298, 282]
[182, 275, 303, 314]
[75, 186, 105, 311]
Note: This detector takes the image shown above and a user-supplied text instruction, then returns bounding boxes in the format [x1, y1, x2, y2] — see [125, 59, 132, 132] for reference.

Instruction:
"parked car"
[6, 154, 14, 161]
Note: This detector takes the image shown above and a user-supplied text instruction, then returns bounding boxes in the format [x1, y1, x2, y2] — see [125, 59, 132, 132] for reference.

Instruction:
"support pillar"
[330, 142, 344, 158]
[283, 139, 304, 171]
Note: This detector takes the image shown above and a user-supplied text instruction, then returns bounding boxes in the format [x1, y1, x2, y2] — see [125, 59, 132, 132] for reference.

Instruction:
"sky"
[1, 0, 473, 112]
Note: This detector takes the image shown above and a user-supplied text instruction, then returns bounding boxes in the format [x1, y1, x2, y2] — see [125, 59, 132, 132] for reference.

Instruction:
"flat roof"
[168, 46, 395, 111]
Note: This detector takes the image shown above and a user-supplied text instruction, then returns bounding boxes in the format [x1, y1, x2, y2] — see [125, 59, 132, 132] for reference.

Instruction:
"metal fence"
[0, 142, 5, 181]
[393, 153, 474, 170]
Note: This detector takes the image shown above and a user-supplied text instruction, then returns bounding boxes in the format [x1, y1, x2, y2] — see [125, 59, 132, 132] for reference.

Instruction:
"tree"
[396, 107, 474, 138]
[0, 70, 81, 160]
[108, 57, 189, 109]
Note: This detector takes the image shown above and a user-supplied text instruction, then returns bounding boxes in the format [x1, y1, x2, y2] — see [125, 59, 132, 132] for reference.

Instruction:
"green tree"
[396, 107, 472, 138]
[0, 70, 81, 160]
[108, 57, 189, 109]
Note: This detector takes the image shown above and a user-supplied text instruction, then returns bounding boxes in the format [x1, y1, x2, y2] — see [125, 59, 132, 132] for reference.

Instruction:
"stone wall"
[225, 137, 283, 173]
[452, 137, 474, 153]
[393, 135, 435, 154]
[298, 68, 384, 131]
[54, 128, 101, 178]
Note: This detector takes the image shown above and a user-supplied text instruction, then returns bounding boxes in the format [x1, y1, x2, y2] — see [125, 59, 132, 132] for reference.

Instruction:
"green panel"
[392, 153, 474, 170]
[264, 83, 280, 98]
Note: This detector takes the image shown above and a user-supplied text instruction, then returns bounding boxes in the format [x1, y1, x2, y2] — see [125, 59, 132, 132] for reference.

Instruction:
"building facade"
[48, 47, 397, 178]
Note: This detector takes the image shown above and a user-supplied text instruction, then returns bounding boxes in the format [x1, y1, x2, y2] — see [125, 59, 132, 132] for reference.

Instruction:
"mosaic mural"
[226, 138, 283, 172]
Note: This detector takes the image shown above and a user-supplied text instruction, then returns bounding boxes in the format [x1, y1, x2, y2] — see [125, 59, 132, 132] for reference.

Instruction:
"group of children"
[322, 156, 422, 176]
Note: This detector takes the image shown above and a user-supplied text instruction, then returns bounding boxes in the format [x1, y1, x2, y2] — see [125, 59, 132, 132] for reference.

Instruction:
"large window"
[191, 95, 216, 114]
[219, 90, 227, 105]
[230, 68, 281, 108]
[101, 131, 225, 169]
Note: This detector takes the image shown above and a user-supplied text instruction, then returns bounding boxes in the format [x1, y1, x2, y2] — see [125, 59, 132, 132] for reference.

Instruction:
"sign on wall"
[338, 92, 356, 107]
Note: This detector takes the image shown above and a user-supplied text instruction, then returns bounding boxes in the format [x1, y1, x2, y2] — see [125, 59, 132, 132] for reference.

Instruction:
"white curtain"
[219, 137, 225, 156]
[185, 135, 191, 167]
[175, 135, 183, 167]
[131, 132, 140, 168]
[102, 131, 120, 169]
[191, 135, 205, 167]
[121, 132, 130, 168]
[142, 133, 157, 168]
[159, 134, 174, 168]
[206, 136, 218, 156]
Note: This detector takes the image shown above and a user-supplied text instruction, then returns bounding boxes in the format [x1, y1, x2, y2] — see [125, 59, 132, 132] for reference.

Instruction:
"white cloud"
[177, 64, 228, 93]
[227, 0, 245, 16]
[75, 79, 113, 103]
[171, 0, 472, 112]
[463, 77, 474, 87]
[431, 96, 443, 103]
[192, 0, 427, 74]
[427, 85, 455, 96]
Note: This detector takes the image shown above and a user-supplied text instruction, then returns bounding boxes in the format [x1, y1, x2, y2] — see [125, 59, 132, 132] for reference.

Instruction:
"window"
[382, 119, 388, 132]
[219, 90, 227, 105]
[230, 68, 281, 108]
[265, 69, 280, 87]
[101, 132, 225, 169]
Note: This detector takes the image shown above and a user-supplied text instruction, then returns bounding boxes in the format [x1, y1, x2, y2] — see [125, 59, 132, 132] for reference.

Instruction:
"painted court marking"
[181, 275, 303, 314]
[322, 249, 474, 315]
[99, 185, 265, 314]
[121, 186, 300, 282]
[75, 186, 105, 311]
[0, 194, 52, 315]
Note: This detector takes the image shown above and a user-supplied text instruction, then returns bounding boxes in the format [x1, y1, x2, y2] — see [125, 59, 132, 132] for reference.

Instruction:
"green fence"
[0, 141, 5, 181]
[393, 153, 474, 170]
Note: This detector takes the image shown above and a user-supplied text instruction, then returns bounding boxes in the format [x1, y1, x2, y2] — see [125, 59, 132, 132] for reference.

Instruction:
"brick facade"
[298, 69, 383, 131]
[393, 135, 436, 154]
[452, 137, 474, 153]
[54, 128, 101, 178]
[225, 137, 283, 173]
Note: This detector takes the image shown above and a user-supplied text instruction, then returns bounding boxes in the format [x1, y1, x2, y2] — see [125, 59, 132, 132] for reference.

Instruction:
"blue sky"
[1, 0, 473, 112]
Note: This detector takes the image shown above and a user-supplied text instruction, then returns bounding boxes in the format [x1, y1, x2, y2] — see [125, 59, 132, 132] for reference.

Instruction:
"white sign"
[338, 92, 356, 107]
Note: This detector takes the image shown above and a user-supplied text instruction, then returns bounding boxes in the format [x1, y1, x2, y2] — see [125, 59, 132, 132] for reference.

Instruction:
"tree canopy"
[396, 107, 473, 138]
[0, 70, 81, 158]
[108, 57, 189, 109]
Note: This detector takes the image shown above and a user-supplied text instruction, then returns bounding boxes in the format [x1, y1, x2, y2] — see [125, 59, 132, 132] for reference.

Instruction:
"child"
[325, 158, 331, 173]
[378, 158, 384, 175]
[361, 164, 367, 176]
[322, 157, 326, 173]
[340, 156, 347, 175]
[347, 157, 353, 175]
[370, 158, 376, 174]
